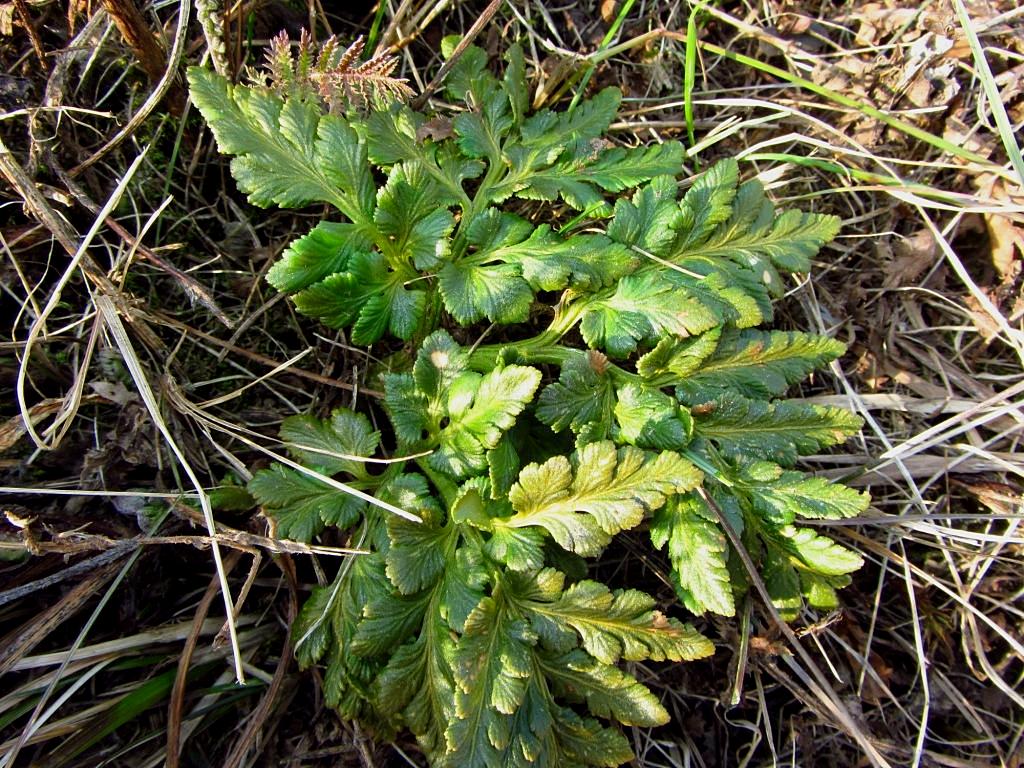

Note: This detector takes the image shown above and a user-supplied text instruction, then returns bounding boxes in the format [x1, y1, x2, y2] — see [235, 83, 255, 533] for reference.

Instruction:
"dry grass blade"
[95, 295, 246, 684]
[70, 0, 190, 175]
[0, 559, 125, 678]
[163, 377, 422, 523]
[49, 161, 233, 327]
[166, 550, 241, 768]
[220, 557, 299, 768]
[698, 487, 895, 768]
[7, 617, 259, 674]
[0, 511, 169, 768]
[8, 147, 148, 451]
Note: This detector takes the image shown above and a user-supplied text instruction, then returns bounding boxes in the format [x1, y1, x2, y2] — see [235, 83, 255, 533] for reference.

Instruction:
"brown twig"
[101, 0, 186, 114]
[13, 0, 46, 66]
[221, 555, 299, 768]
[0, 545, 136, 609]
[147, 312, 383, 397]
[167, 550, 242, 768]
[0, 528, 364, 560]
[47, 157, 234, 328]
[411, 0, 504, 109]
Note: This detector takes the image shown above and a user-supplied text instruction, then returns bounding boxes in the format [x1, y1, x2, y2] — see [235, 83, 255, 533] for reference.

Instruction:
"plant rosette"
[189, 34, 868, 768]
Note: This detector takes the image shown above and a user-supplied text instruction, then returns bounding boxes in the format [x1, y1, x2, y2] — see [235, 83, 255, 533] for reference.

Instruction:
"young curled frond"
[250, 31, 414, 112]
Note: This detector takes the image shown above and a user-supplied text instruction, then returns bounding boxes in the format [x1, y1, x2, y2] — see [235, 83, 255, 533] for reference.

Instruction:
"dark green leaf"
[351, 588, 432, 658]
[676, 158, 740, 250]
[363, 103, 425, 165]
[540, 649, 669, 726]
[614, 383, 693, 451]
[293, 583, 335, 667]
[763, 544, 802, 621]
[383, 373, 429, 444]
[447, 597, 536, 764]
[675, 329, 847, 401]
[291, 272, 360, 328]
[414, 329, 471, 402]
[516, 576, 713, 663]
[441, 544, 490, 632]
[249, 465, 363, 541]
[432, 365, 542, 478]
[503, 44, 528, 126]
[386, 507, 453, 594]
[487, 433, 520, 500]
[515, 142, 684, 215]
[267, 222, 372, 292]
[580, 271, 720, 357]
[521, 87, 621, 151]
[438, 260, 534, 324]
[497, 226, 635, 292]
[535, 352, 616, 438]
[676, 176, 841, 279]
[607, 175, 681, 257]
[375, 163, 456, 269]
[440, 40, 492, 103]
[279, 408, 380, 477]
[375, 607, 456, 760]
[188, 68, 373, 222]
[692, 394, 863, 466]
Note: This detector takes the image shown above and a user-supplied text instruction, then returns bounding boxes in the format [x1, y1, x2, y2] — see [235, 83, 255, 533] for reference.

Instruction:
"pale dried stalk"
[195, 0, 228, 75]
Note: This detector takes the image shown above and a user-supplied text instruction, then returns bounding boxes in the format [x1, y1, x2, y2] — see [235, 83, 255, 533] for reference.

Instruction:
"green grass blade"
[44, 665, 211, 767]
[684, 8, 699, 150]
[365, 0, 389, 59]
[568, 0, 638, 112]
[699, 41, 993, 168]
[949, 0, 1024, 186]
[741, 152, 1002, 209]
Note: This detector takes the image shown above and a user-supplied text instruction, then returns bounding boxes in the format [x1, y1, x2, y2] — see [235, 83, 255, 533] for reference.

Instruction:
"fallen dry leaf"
[600, 0, 618, 24]
[0, 4, 13, 36]
[895, 33, 960, 108]
[415, 116, 455, 142]
[883, 229, 937, 288]
[943, 115, 993, 159]
[0, 397, 100, 453]
[975, 173, 1024, 283]
[90, 380, 135, 406]
[985, 214, 1024, 283]
[776, 13, 814, 35]
[964, 291, 1003, 342]
[847, 3, 919, 45]
[960, 481, 1022, 516]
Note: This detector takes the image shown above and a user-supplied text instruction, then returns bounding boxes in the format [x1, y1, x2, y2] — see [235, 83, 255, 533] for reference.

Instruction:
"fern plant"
[189, 34, 869, 768]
